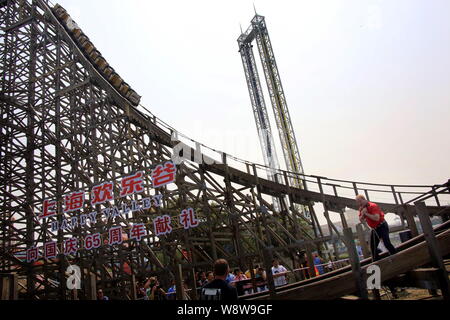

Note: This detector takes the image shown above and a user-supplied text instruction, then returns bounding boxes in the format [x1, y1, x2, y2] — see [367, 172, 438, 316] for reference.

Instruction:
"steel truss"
[238, 14, 306, 192]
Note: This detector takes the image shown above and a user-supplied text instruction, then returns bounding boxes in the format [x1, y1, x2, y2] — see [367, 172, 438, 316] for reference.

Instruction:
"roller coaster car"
[119, 82, 131, 96]
[53, 4, 67, 19]
[126, 91, 142, 106]
[72, 28, 82, 39]
[81, 40, 95, 55]
[51, 3, 141, 107]
[103, 66, 115, 78]
[109, 73, 123, 88]
[77, 34, 90, 46]
[94, 56, 109, 72]
[88, 49, 100, 62]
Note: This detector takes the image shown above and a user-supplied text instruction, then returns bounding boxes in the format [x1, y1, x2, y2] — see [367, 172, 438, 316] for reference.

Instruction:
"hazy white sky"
[58, 0, 450, 188]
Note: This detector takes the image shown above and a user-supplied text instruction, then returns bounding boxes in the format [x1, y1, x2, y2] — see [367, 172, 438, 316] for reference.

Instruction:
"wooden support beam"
[199, 165, 218, 261]
[352, 183, 359, 196]
[262, 247, 276, 299]
[3, 274, 21, 300]
[223, 153, 245, 271]
[175, 264, 185, 300]
[88, 273, 97, 300]
[190, 267, 198, 300]
[339, 210, 349, 230]
[3, 16, 33, 32]
[248, 228, 450, 300]
[1, 276, 10, 300]
[343, 227, 368, 299]
[130, 274, 137, 300]
[11, 274, 18, 300]
[415, 201, 450, 300]
[403, 205, 419, 237]
[385, 268, 441, 290]
[72, 288, 78, 300]
[248, 258, 257, 294]
[356, 224, 371, 259]
[305, 245, 316, 278]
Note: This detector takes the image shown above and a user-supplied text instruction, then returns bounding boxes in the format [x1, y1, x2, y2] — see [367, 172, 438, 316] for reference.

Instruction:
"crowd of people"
[95, 253, 345, 301]
[96, 196, 399, 301]
[95, 254, 361, 300]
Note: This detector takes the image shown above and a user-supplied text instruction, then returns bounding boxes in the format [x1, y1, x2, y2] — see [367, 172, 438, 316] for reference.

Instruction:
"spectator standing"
[226, 271, 235, 284]
[313, 254, 324, 275]
[205, 271, 214, 284]
[136, 281, 148, 300]
[97, 289, 109, 301]
[196, 271, 207, 287]
[245, 265, 259, 279]
[271, 259, 288, 287]
[166, 279, 176, 300]
[255, 267, 267, 292]
[200, 259, 238, 301]
[233, 268, 247, 281]
[145, 277, 167, 300]
[233, 268, 248, 296]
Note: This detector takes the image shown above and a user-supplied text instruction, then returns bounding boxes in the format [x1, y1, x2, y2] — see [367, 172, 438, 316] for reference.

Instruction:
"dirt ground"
[379, 287, 443, 300]
[342, 260, 450, 300]
[395, 288, 442, 300]
[342, 288, 444, 300]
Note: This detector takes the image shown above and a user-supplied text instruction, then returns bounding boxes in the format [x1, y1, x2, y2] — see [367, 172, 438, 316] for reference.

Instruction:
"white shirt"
[271, 265, 287, 286]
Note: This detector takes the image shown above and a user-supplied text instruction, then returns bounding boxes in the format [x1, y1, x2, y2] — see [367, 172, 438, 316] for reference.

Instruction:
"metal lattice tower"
[238, 14, 306, 192]
[238, 31, 282, 211]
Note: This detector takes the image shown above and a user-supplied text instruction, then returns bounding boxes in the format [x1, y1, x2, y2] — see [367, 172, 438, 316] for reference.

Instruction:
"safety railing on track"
[136, 100, 450, 212]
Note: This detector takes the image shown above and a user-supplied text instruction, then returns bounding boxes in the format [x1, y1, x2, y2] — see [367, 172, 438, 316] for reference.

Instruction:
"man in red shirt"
[356, 195, 397, 261]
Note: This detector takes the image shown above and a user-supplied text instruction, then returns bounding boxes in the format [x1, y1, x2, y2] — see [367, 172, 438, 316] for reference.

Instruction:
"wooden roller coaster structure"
[1, 0, 449, 300]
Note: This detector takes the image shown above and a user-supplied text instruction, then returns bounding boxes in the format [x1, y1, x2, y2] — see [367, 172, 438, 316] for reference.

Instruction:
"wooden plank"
[1, 276, 10, 300]
[356, 224, 371, 259]
[262, 247, 276, 299]
[305, 245, 316, 278]
[130, 275, 137, 300]
[204, 164, 444, 218]
[403, 205, 419, 237]
[344, 227, 368, 299]
[415, 201, 450, 299]
[88, 273, 97, 300]
[11, 274, 18, 300]
[386, 268, 441, 290]
[246, 229, 450, 300]
[3, 16, 33, 32]
[175, 264, 184, 300]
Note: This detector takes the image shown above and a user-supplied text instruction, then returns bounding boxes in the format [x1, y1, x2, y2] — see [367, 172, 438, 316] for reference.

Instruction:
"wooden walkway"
[243, 221, 450, 300]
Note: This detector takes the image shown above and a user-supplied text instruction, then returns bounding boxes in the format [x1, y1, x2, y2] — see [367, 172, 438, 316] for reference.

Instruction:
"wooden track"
[242, 221, 450, 300]
[204, 164, 447, 215]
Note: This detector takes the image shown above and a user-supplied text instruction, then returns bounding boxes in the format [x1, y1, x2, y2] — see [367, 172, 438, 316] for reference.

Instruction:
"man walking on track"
[355, 195, 397, 261]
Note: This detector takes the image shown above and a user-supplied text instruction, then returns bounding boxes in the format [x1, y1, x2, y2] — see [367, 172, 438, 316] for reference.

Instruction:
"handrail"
[137, 102, 449, 205]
